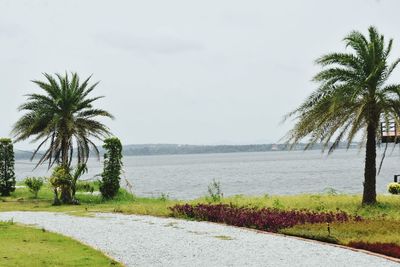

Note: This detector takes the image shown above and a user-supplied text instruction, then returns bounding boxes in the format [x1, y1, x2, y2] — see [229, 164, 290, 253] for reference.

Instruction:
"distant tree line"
[14, 142, 360, 160]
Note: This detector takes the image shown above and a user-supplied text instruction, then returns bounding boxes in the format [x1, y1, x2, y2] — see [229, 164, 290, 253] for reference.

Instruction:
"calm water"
[15, 149, 400, 200]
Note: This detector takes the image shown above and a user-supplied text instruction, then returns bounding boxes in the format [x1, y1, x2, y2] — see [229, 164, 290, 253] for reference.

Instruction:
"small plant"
[388, 183, 400, 195]
[272, 198, 284, 209]
[323, 187, 339, 196]
[207, 179, 223, 202]
[326, 222, 331, 236]
[76, 181, 95, 193]
[24, 177, 44, 198]
[159, 193, 169, 202]
[310, 195, 326, 211]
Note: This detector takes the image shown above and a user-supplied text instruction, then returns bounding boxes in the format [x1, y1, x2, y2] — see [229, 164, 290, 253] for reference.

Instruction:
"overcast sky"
[1, 0, 400, 149]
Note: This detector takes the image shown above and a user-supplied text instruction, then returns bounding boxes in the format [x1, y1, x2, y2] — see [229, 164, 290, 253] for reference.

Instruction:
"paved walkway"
[0, 211, 398, 267]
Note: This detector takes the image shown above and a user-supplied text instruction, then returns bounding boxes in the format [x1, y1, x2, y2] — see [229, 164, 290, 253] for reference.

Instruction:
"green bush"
[49, 166, 73, 205]
[76, 181, 95, 193]
[99, 137, 123, 199]
[24, 177, 44, 198]
[388, 183, 400, 195]
[0, 138, 16, 196]
[159, 193, 169, 202]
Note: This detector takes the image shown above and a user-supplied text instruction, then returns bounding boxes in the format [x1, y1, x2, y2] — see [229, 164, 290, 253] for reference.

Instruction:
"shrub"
[322, 187, 339, 196]
[76, 181, 95, 193]
[388, 183, 400, 195]
[24, 177, 44, 198]
[170, 203, 362, 233]
[272, 198, 285, 209]
[0, 138, 16, 196]
[348, 241, 400, 259]
[49, 166, 73, 205]
[100, 137, 123, 199]
[207, 179, 223, 202]
[159, 193, 169, 202]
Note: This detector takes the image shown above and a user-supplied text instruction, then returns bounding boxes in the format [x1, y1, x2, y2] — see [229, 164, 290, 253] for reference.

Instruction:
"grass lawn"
[0, 221, 122, 267]
[1, 184, 400, 259]
[281, 220, 400, 245]
[3, 184, 400, 219]
[0, 184, 179, 217]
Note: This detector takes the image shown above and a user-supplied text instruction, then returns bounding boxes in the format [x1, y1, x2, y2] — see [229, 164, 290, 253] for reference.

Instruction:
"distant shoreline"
[14, 142, 360, 160]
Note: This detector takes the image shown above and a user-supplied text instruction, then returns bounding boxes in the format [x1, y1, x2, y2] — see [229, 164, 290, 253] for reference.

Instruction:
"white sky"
[1, 0, 400, 149]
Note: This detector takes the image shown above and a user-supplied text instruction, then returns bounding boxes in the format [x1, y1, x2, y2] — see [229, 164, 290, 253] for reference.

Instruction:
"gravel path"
[0, 211, 398, 267]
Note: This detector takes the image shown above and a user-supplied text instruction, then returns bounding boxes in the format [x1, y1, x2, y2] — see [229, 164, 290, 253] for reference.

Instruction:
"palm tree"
[12, 72, 114, 168]
[284, 26, 400, 205]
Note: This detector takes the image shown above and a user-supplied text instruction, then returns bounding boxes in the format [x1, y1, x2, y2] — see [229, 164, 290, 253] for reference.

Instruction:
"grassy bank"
[0, 183, 178, 217]
[1, 184, 400, 259]
[2, 185, 400, 219]
[0, 221, 121, 267]
[281, 220, 400, 245]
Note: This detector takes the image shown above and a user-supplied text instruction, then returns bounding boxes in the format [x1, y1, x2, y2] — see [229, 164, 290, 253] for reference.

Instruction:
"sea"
[15, 149, 400, 200]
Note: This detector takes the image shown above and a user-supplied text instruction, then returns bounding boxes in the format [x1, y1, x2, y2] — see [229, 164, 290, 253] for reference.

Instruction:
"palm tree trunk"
[60, 137, 73, 204]
[52, 188, 61, 206]
[362, 122, 377, 205]
[61, 137, 69, 167]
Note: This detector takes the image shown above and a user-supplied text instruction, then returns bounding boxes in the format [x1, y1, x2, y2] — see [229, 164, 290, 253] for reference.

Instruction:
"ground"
[1, 184, 400, 263]
[0, 220, 122, 267]
[0, 211, 398, 267]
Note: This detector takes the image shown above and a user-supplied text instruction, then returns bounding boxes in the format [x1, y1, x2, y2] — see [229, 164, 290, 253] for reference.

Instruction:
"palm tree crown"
[12, 72, 114, 168]
[284, 26, 400, 204]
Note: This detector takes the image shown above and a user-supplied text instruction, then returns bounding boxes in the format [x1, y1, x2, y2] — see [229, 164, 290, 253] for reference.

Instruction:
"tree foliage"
[12, 72, 113, 168]
[284, 26, 400, 205]
[99, 137, 123, 199]
[0, 138, 16, 196]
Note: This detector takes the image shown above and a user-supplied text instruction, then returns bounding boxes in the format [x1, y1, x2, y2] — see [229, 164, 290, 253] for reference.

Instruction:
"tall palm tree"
[12, 72, 114, 168]
[284, 26, 400, 205]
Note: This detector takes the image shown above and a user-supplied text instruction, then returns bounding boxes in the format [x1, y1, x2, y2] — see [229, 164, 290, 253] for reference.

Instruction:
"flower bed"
[170, 203, 361, 232]
[348, 241, 400, 259]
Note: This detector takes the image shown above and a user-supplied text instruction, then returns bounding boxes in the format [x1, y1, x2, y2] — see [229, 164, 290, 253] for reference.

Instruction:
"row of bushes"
[23, 177, 97, 199]
[170, 203, 362, 232]
[348, 241, 400, 259]
[0, 137, 123, 204]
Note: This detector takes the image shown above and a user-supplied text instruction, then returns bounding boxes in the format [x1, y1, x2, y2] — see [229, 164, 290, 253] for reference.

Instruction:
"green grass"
[214, 235, 234, 240]
[0, 184, 180, 217]
[280, 220, 400, 246]
[0, 221, 122, 267]
[2, 185, 400, 219]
